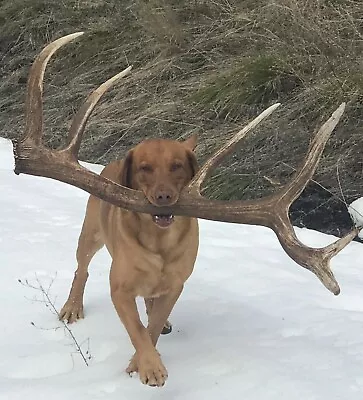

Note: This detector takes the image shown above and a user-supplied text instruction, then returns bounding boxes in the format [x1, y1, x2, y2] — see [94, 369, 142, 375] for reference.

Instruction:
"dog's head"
[120, 135, 198, 228]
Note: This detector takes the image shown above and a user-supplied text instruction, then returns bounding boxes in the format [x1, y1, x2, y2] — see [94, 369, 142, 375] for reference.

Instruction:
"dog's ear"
[186, 150, 198, 179]
[182, 134, 197, 151]
[120, 150, 134, 188]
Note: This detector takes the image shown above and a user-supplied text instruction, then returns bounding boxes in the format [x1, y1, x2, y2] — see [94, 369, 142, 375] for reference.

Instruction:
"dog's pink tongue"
[152, 215, 174, 228]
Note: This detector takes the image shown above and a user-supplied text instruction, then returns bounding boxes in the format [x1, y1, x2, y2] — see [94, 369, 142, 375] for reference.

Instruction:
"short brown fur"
[59, 136, 199, 387]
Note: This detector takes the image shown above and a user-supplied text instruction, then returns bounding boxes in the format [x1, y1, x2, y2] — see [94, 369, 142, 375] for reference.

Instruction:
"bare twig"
[336, 158, 348, 209]
[18, 275, 91, 366]
[281, 160, 363, 224]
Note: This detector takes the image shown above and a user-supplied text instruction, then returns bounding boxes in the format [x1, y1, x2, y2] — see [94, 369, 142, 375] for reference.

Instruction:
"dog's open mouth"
[152, 214, 174, 228]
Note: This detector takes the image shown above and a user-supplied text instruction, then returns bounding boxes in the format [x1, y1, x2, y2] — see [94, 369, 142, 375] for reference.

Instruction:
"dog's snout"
[157, 191, 171, 202]
[154, 187, 176, 206]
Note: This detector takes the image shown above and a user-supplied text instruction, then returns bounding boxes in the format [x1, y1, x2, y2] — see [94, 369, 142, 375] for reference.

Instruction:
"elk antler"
[13, 33, 359, 295]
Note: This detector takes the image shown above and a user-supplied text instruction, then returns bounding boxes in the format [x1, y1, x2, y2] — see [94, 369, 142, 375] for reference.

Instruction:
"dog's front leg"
[127, 285, 184, 376]
[59, 196, 104, 323]
[110, 267, 168, 387]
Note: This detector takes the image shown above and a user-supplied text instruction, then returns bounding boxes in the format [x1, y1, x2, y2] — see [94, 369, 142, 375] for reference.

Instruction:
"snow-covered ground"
[1, 137, 363, 399]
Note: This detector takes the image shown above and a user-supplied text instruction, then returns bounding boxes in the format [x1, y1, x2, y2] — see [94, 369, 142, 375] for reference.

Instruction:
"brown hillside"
[1, 0, 362, 236]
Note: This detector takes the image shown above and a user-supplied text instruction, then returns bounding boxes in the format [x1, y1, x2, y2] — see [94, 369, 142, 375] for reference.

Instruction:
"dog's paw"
[126, 352, 168, 387]
[161, 320, 172, 335]
[126, 353, 138, 374]
[58, 300, 84, 323]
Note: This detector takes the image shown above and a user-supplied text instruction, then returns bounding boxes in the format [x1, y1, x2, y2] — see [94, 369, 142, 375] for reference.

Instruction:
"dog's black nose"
[154, 187, 175, 206]
[155, 190, 172, 205]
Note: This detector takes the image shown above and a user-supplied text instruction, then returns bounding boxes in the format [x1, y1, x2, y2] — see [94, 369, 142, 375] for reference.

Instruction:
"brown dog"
[59, 135, 199, 387]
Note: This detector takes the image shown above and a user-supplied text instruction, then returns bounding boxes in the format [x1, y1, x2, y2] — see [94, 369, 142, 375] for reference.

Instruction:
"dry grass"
[1, 0, 362, 236]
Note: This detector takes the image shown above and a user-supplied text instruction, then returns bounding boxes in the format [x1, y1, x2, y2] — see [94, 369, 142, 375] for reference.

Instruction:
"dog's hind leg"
[147, 286, 184, 346]
[144, 298, 172, 335]
[59, 196, 104, 323]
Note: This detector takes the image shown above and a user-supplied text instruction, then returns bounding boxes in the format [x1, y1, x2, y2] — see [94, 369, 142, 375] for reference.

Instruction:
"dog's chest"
[135, 250, 187, 298]
[117, 217, 197, 298]
[138, 228, 180, 254]
[134, 237, 191, 298]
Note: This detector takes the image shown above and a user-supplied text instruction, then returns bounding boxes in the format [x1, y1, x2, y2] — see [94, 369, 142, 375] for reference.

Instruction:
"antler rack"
[13, 32, 359, 295]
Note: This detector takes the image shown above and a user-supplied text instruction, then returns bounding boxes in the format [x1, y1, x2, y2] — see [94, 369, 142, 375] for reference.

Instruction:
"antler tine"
[324, 227, 360, 259]
[272, 217, 358, 295]
[189, 103, 281, 195]
[22, 32, 84, 147]
[62, 66, 132, 160]
[276, 103, 346, 207]
[264, 103, 353, 295]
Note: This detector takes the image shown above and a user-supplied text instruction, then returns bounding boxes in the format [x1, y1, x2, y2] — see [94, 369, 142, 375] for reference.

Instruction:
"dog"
[59, 135, 199, 387]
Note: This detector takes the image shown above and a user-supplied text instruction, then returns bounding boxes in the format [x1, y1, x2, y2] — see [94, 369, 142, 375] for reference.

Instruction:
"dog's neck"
[123, 210, 192, 256]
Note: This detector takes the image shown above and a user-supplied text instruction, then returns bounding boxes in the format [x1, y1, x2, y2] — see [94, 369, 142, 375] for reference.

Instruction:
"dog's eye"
[170, 162, 183, 172]
[139, 164, 153, 173]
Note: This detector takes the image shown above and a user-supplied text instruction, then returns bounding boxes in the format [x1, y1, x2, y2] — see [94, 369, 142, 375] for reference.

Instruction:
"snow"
[1, 137, 363, 399]
[349, 197, 363, 239]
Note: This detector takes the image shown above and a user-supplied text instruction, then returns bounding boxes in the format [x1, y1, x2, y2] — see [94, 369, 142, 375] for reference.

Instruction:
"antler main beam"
[13, 32, 359, 295]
